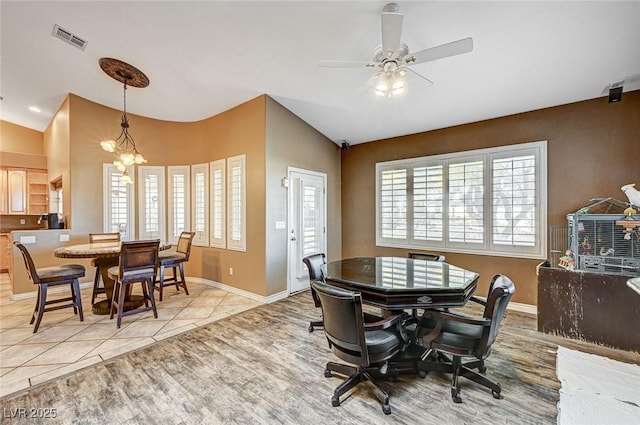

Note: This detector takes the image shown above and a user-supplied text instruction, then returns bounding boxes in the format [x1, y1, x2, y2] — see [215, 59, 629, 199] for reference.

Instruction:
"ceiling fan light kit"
[319, 2, 473, 97]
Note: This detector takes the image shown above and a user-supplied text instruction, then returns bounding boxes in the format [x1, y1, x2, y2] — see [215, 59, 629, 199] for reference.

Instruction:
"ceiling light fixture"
[98, 58, 150, 184]
[374, 62, 407, 97]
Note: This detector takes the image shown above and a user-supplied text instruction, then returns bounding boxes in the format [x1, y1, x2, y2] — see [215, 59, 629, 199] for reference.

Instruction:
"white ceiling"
[1, 1, 639, 146]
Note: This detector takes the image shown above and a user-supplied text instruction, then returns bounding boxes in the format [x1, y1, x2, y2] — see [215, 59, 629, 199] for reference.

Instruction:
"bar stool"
[89, 232, 121, 304]
[14, 242, 85, 333]
[154, 231, 195, 301]
[108, 239, 159, 328]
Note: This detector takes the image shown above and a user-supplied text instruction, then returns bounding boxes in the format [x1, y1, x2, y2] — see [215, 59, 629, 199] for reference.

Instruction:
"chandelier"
[98, 58, 150, 184]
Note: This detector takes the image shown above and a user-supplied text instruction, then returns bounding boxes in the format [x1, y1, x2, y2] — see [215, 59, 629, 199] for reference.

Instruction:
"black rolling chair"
[302, 253, 326, 332]
[416, 274, 515, 403]
[108, 240, 160, 328]
[313, 279, 408, 415]
[408, 252, 446, 262]
[154, 231, 195, 301]
[14, 242, 85, 333]
[89, 232, 121, 304]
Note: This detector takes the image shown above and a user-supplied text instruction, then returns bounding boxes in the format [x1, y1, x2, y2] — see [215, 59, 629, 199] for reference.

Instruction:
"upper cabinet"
[7, 169, 27, 214]
[0, 167, 48, 215]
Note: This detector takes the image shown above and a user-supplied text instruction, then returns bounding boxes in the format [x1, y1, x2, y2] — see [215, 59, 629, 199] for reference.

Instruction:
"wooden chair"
[108, 239, 159, 328]
[154, 231, 195, 301]
[302, 253, 326, 332]
[14, 242, 85, 333]
[89, 232, 121, 304]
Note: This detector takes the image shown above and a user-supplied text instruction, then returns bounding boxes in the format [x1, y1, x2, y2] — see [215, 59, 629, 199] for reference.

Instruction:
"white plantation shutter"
[227, 154, 246, 251]
[191, 163, 209, 246]
[413, 165, 443, 242]
[448, 159, 484, 244]
[492, 152, 539, 252]
[209, 159, 226, 248]
[167, 166, 191, 244]
[103, 163, 134, 240]
[138, 166, 165, 241]
[376, 141, 547, 259]
[379, 168, 407, 240]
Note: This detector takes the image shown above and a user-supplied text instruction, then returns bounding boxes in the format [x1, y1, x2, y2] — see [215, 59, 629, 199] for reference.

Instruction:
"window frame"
[227, 154, 246, 252]
[191, 163, 210, 247]
[167, 165, 191, 245]
[137, 165, 166, 241]
[102, 163, 135, 241]
[375, 141, 547, 259]
[209, 159, 226, 249]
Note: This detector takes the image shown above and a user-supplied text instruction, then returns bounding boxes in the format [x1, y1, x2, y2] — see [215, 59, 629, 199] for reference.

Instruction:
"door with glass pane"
[288, 168, 327, 294]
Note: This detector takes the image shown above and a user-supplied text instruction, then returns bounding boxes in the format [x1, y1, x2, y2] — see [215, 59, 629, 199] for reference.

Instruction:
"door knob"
[290, 237, 297, 241]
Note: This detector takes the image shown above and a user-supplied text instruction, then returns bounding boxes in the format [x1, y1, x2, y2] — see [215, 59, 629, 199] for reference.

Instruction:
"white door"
[288, 168, 327, 294]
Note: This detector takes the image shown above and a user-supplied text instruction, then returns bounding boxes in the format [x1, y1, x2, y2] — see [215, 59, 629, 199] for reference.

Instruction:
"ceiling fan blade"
[403, 67, 434, 86]
[405, 37, 473, 65]
[381, 4, 403, 58]
[318, 60, 377, 68]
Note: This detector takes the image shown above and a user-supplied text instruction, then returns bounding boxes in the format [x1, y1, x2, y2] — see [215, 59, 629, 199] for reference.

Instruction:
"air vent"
[52, 24, 87, 51]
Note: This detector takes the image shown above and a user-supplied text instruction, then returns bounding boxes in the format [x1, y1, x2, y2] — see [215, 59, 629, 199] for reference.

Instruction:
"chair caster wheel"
[451, 390, 462, 404]
[324, 369, 332, 378]
[418, 370, 427, 378]
[382, 404, 391, 415]
[331, 396, 340, 407]
[492, 384, 502, 399]
[308, 325, 314, 332]
[478, 365, 487, 373]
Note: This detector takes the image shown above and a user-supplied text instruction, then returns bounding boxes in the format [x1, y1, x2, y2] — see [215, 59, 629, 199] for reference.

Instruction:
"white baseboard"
[185, 277, 287, 304]
[508, 301, 537, 315]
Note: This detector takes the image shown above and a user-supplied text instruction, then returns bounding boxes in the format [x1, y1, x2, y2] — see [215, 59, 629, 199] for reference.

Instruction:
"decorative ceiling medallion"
[99, 57, 149, 88]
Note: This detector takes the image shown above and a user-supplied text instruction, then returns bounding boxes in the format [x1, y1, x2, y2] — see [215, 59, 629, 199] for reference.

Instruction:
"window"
[227, 154, 246, 251]
[191, 163, 209, 246]
[103, 163, 134, 240]
[167, 166, 191, 244]
[138, 166, 165, 241]
[209, 159, 226, 248]
[376, 141, 547, 259]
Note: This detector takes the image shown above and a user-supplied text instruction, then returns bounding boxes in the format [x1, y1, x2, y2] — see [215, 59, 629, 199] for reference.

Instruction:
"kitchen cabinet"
[7, 169, 27, 214]
[28, 171, 48, 215]
[0, 233, 11, 275]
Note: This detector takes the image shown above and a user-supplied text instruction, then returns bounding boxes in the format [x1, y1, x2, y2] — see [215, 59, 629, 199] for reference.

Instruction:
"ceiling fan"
[319, 3, 473, 97]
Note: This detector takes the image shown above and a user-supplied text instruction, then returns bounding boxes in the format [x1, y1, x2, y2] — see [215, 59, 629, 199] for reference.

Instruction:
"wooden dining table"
[54, 240, 171, 314]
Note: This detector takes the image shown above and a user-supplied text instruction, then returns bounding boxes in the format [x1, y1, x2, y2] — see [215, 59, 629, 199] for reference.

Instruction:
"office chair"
[302, 253, 326, 332]
[313, 279, 408, 415]
[416, 274, 515, 403]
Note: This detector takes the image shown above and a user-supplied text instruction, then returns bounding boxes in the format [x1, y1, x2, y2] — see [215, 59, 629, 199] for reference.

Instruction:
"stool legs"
[30, 279, 84, 333]
[110, 278, 158, 329]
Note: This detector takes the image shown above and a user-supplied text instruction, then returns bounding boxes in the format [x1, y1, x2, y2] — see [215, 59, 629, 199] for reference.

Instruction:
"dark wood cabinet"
[537, 262, 640, 351]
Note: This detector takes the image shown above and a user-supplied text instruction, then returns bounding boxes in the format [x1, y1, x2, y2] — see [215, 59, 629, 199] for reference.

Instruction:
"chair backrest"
[312, 279, 369, 367]
[117, 240, 160, 282]
[477, 274, 515, 358]
[13, 242, 41, 284]
[408, 252, 446, 262]
[89, 232, 121, 243]
[302, 253, 326, 282]
[176, 231, 196, 259]
[303, 253, 327, 308]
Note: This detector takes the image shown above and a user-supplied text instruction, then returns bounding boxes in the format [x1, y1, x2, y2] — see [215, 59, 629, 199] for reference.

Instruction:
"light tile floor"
[0, 272, 261, 400]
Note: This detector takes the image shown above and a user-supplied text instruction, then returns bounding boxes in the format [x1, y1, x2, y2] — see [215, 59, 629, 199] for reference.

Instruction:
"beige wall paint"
[44, 98, 71, 221]
[59, 94, 268, 296]
[341, 90, 640, 306]
[0, 120, 44, 155]
[264, 97, 341, 296]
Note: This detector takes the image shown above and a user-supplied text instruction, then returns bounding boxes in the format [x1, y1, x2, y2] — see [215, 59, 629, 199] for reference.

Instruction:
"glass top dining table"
[324, 257, 480, 310]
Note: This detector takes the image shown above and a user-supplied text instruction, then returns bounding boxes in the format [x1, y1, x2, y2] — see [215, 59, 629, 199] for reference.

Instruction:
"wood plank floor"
[1, 292, 639, 424]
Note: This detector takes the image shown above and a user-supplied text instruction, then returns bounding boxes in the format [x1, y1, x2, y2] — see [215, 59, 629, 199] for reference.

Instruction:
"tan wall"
[341, 90, 640, 306]
[60, 94, 267, 296]
[0, 120, 44, 155]
[44, 98, 71, 219]
[264, 97, 342, 295]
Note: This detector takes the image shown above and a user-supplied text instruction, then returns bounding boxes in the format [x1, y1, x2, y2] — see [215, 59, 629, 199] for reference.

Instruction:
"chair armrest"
[422, 309, 491, 327]
[468, 296, 487, 307]
[364, 314, 403, 331]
